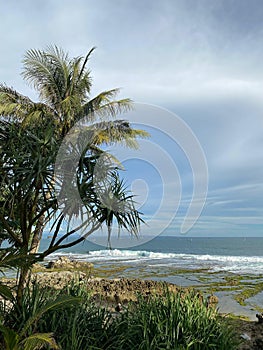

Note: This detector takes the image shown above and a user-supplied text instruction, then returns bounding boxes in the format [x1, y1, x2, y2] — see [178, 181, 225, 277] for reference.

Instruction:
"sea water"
[39, 236, 263, 318]
[40, 236, 263, 275]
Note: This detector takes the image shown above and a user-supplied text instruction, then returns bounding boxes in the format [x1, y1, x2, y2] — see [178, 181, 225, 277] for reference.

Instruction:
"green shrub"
[0, 283, 238, 350]
[109, 290, 237, 350]
[0, 283, 80, 349]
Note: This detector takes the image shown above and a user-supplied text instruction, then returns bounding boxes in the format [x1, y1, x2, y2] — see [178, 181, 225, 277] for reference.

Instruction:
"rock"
[32, 263, 43, 270]
[240, 333, 251, 341]
[46, 256, 93, 270]
[207, 294, 219, 308]
[114, 293, 121, 303]
[256, 313, 263, 324]
[115, 302, 122, 312]
[32, 271, 86, 289]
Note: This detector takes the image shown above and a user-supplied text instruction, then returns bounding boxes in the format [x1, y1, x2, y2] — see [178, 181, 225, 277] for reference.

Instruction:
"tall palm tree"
[0, 46, 146, 142]
[0, 45, 147, 248]
[0, 46, 147, 305]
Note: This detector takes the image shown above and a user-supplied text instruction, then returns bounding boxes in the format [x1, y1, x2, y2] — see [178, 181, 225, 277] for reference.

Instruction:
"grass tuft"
[0, 283, 238, 349]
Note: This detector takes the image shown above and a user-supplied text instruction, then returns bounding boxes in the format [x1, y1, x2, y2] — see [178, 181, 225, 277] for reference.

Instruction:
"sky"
[1, 0, 263, 238]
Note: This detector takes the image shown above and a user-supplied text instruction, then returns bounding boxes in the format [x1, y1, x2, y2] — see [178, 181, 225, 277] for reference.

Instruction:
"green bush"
[0, 283, 238, 350]
[0, 283, 80, 349]
[109, 290, 237, 350]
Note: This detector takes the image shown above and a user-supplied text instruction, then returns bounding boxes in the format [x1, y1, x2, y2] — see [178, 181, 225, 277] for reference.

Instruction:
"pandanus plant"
[0, 46, 148, 305]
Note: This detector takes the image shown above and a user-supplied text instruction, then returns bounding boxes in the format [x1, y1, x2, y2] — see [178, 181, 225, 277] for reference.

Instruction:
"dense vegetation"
[0, 46, 147, 306]
[0, 282, 237, 350]
[0, 46, 237, 349]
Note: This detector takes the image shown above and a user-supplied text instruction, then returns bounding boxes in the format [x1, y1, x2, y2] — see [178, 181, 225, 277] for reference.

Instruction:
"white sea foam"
[48, 249, 263, 274]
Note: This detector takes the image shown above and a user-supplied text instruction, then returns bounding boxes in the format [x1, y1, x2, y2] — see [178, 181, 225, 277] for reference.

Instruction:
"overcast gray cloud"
[1, 0, 263, 236]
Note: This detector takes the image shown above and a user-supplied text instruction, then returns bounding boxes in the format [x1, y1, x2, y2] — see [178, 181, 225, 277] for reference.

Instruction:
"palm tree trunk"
[17, 266, 29, 307]
[30, 215, 45, 254]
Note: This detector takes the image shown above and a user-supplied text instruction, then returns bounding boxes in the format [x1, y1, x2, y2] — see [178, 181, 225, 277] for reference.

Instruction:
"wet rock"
[256, 313, 263, 324]
[32, 271, 86, 289]
[241, 333, 251, 341]
[46, 256, 93, 270]
[32, 263, 43, 270]
[85, 278, 178, 304]
[25, 271, 181, 306]
[115, 303, 122, 312]
[207, 294, 219, 308]
[114, 293, 121, 303]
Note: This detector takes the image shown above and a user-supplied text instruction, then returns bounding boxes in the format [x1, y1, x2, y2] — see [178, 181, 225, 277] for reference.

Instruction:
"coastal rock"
[46, 256, 93, 270]
[207, 294, 219, 308]
[115, 303, 122, 312]
[256, 313, 263, 324]
[32, 271, 86, 289]
[30, 272, 179, 304]
[86, 277, 178, 304]
[32, 263, 43, 270]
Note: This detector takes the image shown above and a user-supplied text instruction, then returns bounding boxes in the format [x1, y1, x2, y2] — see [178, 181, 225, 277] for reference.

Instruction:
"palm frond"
[21, 295, 81, 337]
[0, 248, 40, 271]
[22, 333, 59, 350]
[84, 119, 149, 148]
[0, 282, 14, 301]
[0, 45, 147, 276]
[78, 46, 96, 80]
[0, 84, 56, 127]
[22, 48, 63, 106]
[0, 325, 59, 350]
[0, 324, 19, 349]
[94, 171, 144, 242]
[0, 85, 35, 119]
[81, 89, 132, 121]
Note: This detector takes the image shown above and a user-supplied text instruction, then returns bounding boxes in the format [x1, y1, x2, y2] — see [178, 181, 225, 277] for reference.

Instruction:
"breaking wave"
[49, 249, 263, 274]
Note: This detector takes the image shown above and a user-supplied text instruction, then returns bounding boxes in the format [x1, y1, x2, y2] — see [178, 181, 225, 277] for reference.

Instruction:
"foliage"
[7, 283, 237, 350]
[0, 45, 148, 304]
[0, 326, 58, 350]
[108, 290, 237, 350]
[0, 45, 147, 254]
[0, 283, 81, 350]
[0, 118, 143, 256]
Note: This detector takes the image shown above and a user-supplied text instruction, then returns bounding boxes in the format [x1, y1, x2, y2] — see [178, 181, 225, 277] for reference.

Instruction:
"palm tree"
[0, 46, 147, 305]
[0, 46, 146, 141]
[0, 45, 147, 248]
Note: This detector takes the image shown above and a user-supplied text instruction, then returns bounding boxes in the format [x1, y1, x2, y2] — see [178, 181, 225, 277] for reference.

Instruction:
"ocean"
[40, 236, 263, 275]
[40, 236, 263, 319]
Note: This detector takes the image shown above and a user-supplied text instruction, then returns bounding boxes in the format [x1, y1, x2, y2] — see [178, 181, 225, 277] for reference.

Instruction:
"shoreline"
[3, 255, 263, 321]
[33, 263, 263, 349]
[2, 257, 263, 349]
[32, 256, 263, 321]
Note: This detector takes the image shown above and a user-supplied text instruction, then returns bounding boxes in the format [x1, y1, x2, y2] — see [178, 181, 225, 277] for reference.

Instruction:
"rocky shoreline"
[32, 256, 263, 350]
[2, 256, 263, 349]
[30, 257, 220, 308]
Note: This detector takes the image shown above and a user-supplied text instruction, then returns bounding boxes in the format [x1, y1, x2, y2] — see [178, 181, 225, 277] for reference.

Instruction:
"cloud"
[1, 0, 263, 236]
